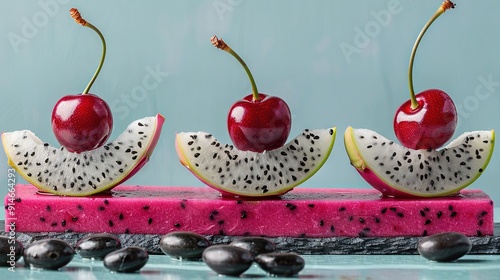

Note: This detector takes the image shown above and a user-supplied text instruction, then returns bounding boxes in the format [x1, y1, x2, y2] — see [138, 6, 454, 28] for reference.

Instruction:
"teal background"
[1, 0, 500, 210]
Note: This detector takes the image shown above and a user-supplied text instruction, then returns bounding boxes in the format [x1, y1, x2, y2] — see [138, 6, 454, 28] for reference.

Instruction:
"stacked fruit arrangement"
[176, 35, 336, 197]
[2, 9, 165, 196]
[344, 0, 494, 198]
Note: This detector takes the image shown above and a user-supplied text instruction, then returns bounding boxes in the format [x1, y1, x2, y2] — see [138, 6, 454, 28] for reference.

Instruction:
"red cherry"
[228, 93, 291, 152]
[52, 94, 113, 153]
[52, 9, 112, 153]
[394, 89, 457, 150]
[211, 35, 292, 152]
[395, 1, 457, 150]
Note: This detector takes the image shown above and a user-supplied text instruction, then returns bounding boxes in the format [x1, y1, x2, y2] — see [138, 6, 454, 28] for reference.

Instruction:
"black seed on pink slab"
[40, 217, 46, 222]
[437, 211, 443, 218]
[72, 217, 78, 222]
[174, 223, 181, 228]
[109, 220, 114, 227]
[98, 206, 105, 211]
[286, 203, 297, 210]
[209, 210, 219, 220]
[104, 199, 109, 205]
[148, 218, 153, 225]
[143, 205, 150, 210]
[339, 206, 346, 212]
[46, 205, 51, 212]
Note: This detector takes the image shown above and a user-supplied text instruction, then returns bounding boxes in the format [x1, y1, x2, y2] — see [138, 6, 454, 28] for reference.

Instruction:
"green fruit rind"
[2, 114, 165, 196]
[344, 126, 495, 198]
[176, 127, 336, 197]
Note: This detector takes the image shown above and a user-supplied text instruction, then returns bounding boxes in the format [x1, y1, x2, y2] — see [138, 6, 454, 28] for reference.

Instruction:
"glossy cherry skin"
[394, 89, 457, 150]
[228, 94, 291, 152]
[52, 93, 113, 153]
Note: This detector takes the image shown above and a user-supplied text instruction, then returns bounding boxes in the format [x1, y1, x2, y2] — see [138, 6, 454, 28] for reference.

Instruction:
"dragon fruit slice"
[5, 184, 493, 237]
[344, 127, 495, 198]
[2, 114, 165, 196]
[175, 128, 336, 197]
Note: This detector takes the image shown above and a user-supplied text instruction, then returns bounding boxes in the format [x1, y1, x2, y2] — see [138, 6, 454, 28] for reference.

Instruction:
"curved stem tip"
[70, 8, 106, 95]
[211, 35, 259, 101]
[408, 0, 455, 109]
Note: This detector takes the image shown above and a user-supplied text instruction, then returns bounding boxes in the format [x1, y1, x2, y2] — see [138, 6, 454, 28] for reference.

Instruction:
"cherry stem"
[211, 35, 259, 101]
[70, 8, 106, 95]
[408, 0, 455, 110]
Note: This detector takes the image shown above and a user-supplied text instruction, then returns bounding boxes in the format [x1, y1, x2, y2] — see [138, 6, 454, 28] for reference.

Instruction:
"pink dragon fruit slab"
[5, 184, 494, 237]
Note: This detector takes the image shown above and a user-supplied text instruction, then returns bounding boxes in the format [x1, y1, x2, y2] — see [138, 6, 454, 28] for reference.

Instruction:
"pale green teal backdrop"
[1, 0, 499, 209]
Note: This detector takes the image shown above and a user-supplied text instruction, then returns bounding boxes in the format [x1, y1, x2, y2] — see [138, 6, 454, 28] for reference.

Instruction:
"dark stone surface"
[2, 222, 499, 255]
